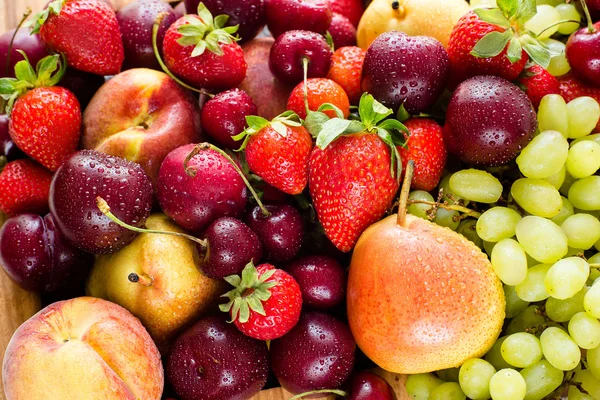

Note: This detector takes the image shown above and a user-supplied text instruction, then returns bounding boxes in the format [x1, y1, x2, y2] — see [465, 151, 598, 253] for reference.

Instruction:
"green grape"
[489, 369, 527, 400]
[572, 133, 600, 147]
[436, 367, 460, 382]
[550, 196, 574, 225]
[501, 332, 543, 368]
[516, 130, 569, 178]
[574, 369, 600, 399]
[429, 382, 466, 400]
[542, 39, 571, 77]
[506, 305, 546, 335]
[458, 358, 495, 400]
[545, 257, 589, 299]
[491, 239, 528, 286]
[538, 94, 569, 135]
[476, 207, 522, 243]
[561, 213, 600, 249]
[568, 385, 595, 400]
[546, 287, 588, 322]
[525, 4, 561, 38]
[556, 3, 582, 35]
[566, 141, 600, 179]
[457, 219, 483, 249]
[540, 327, 581, 370]
[516, 263, 552, 302]
[585, 281, 600, 318]
[545, 165, 566, 190]
[408, 190, 434, 220]
[485, 337, 512, 370]
[405, 373, 444, 400]
[569, 176, 600, 211]
[511, 178, 562, 218]
[505, 285, 530, 318]
[568, 311, 600, 349]
[515, 216, 568, 263]
[560, 169, 577, 196]
[567, 97, 600, 139]
[520, 359, 563, 400]
[587, 345, 600, 379]
[434, 207, 460, 230]
[588, 268, 600, 286]
[596, 237, 600, 251]
[438, 174, 469, 206]
[449, 169, 503, 204]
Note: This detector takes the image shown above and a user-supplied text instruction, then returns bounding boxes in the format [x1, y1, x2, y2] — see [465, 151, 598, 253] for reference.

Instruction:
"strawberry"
[32, 0, 124, 75]
[0, 159, 53, 216]
[397, 118, 446, 192]
[235, 112, 312, 195]
[287, 78, 350, 119]
[0, 54, 81, 171]
[162, 3, 247, 91]
[326, 46, 366, 105]
[220, 262, 302, 340]
[558, 73, 600, 132]
[308, 94, 407, 252]
[516, 65, 560, 109]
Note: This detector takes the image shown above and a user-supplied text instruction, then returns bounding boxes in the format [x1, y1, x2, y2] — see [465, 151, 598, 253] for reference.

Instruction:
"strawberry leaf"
[36, 53, 66, 87]
[378, 119, 409, 135]
[474, 8, 512, 29]
[214, 14, 229, 29]
[305, 111, 330, 138]
[506, 37, 523, 63]
[245, 115, 271, 130]
[317, 103, 344, 119]
[521, 36, 551, 68]
[176, 6, 239, 57]
[29, 0, 63, 34]
[271, 121, 288, 137]
[358, 93, 393, 130]
[197, 3, 214, 27]
[396, 103, 411, 122]
[14, 60, 36, 85]
[191, 41, 208, 57]
[471, 30, 513, 58]
[497, 0, 518, 19]
[515, 0, 537, 25]
[376, 128, 403, 179]
[316, 118, 365, 149]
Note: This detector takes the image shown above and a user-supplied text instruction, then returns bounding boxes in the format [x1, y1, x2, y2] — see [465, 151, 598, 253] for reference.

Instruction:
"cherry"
[587, 0, 600, 22]
[0, 114, 23, 161]
[266, 0, 332, 38]
[345, 371, 396, 400]
[0, 28, 48, 78]
[566, 21, 600, 87]
[201, 88, 258, 150]
[0, 213, 93, 293]
[269, 30, 333, 85]
[58, 68, 105, 109]
[198, 217, 263, 279]
[328, 13, 357, 48]
[245, 203, 304, 263]
[285, 255, 346, 310]
[167, 315, 269, 400]
[49, 150, 154, 254]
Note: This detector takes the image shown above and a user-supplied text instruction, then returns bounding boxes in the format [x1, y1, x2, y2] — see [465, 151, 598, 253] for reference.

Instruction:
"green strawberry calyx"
[471, 0, 564, 68]
[29, 0, 64, 34]
[232, 111, 303, 151]
[219, 261, 279, 324]
[0, 52, 67, 114]
[177, 3, 240, 57]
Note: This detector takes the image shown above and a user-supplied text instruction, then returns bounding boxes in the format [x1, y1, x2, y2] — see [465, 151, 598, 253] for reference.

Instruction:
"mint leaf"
[305, 111, 330, 138]
[497, 0, 519, 18]
[506, 37, 523, 63]
[474, 8, 512, 29]
[316, 118, 364, 149]
[471, 30, 512, 58]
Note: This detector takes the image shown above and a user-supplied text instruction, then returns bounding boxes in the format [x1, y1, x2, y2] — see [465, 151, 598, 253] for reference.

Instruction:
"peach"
[82, 68, 201, 185]
[2, 296, 163, 400]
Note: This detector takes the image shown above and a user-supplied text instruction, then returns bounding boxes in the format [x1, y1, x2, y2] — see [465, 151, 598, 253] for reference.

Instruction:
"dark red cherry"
[328, 13, 357, 48]
[346, 371, 396, 400]
[0, 28, 48, 78]
[265, 0, 332, 38]
[566, 22, 600, 87]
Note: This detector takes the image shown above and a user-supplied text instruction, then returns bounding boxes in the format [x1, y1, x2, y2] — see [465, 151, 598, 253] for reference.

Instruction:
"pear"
[347, 162, 505, 374]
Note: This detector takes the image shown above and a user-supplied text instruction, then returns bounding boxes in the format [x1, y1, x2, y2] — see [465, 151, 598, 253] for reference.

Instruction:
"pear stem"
[288, 389, 347, 400]
[407, 199, 482, 219]
[183, 143, 271, 217]
[302, 56, 310, 117]
[5, 8, 32, 77]
[396, 160, 414, 227]
[128, 272, 153, 286]
[580, 0, 596, 33]
[96, 196, 208, 247]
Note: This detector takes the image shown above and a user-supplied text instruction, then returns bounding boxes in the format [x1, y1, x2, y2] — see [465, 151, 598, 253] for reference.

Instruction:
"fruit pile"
[0, 0, 599, 399]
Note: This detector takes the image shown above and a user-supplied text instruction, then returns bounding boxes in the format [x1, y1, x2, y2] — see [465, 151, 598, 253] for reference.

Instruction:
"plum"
[345, 371, 396, 400]
[0, 114, 23, 160]
[266, 0, 332, 38]
[0, 28, 48, 78]
[58, 68, 105, 109]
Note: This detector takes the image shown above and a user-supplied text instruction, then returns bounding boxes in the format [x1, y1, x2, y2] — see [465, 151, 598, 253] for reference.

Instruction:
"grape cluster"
[404, 93, 600, 400]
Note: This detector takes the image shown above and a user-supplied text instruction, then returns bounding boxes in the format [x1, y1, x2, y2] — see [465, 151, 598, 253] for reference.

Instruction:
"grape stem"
[590, 263, 600, 269]
[287, 389, 347, 400]
[536, 19, 585, 37]
[407, 199, 482, 219]
[396, 160, 415, 227]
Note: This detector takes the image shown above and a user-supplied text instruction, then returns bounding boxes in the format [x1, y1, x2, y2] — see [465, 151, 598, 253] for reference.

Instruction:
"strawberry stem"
[302, 57, 310, 117]
[5, 8, 32, 77]
[183, 143, 271, 217]
[580, 0, 597, 33]
[288, 389, 347, 400]
[396, 159, 414, 227]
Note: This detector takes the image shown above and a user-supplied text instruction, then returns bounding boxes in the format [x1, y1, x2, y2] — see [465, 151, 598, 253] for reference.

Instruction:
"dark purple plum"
[167, 315, 269, 400]
[265, 0, 332, 38]
[0, 213, 93, 293]
[245, 203, 303, 263]
[198, 217, 262, 279]
[58, 68, 105, 108]
[285, 255, 346, 310]
[443, 75, 537, 166]
[269, 30, 333, 85]
[345, 371, 395, 400]
[361, 31, 449, 114]
[589, 0, 600, 21]
[117, 0, 178, 70]
[0, 114, 23, 160]
[157, 143, 248, 233]
[201, 88, 258, 150]
[185, 0, 266, 43]
[270, 311, 356, 394]
[0, 28, 48, 78]
[328, 13, 356, 48]
[566, 22, 600, 87]
[49, 150, 154, 254]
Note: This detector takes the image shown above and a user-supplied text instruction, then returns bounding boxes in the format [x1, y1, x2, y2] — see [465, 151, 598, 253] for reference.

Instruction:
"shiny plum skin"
[328, 13, 357, 48]
[443, 75, 537, 166]
[0, 213, 93, 293]
[0, 28, 48, 78]
[361, 31, 449, 114]
[0, 114, 23, 160]
[346, 371, 396, 400]
[167, 315, 269, 400]
[58, 68, 105, 109]
[157, 144, 248, 234]
[566, 22, 600, 87]
[49, 150, 154, 254]
[265, 0, 332, 38]
[270, 311, 356, 394]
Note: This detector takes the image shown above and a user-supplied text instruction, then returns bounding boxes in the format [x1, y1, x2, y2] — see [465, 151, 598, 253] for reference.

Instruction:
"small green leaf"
[238, 301, 250, 323]
[474, 8, 512, 29]
[246, 115, 270, 131]
[522, 39, 551, 69]
[317, 103, 344, 119]
[246, 296, 266, 316]
[191, 40, 208, 57]
[214, 14, 229, 29]
[224, 275, 241, 287]
[222, 25, 239, 35]
[257, 268, 277, 283]
[231, 297, 243, 321]
[0, 79, 18, 95]
[178, 23, 206, 37]
[13, 60, 36, 84]
[358, 93, 393, 129]
[271, 121, 288, 137]
[515, 0, 537, 25]
[196, 3, 214, 27]
[219, 300, 233, 313]
[177, 36, 200, 47]
[497, 0, 519, 18]
[241, 263, 257, 287]
[30, 0, 62, 34]
[205, 35, 223, 56]
[316, 118, 365, 149]
[304, 111, 330, 138]
[471, 30, 512, 58]
[48, 0, 63, 14]
[506, 37, 523, 63]
[396, 103, 410, 122]
[378, 119, 408, 134]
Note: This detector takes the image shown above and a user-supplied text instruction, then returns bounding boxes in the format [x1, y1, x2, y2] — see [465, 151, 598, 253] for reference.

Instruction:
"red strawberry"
[235, 112, 313, 195]
[220, 262, 303, 340]
[0, 159, 53, 216]
[326, 46, 366, 105]
[516, 65, 560, 109]
[33, 0, 124, 75]
[397, 118, 447, 192]
[162, 3, 247, 90]
[287, 78, 350, 119]
[559, 73, 600, 132]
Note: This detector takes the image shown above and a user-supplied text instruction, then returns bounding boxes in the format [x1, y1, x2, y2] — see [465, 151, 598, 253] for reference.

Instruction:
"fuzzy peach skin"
[82, 68, 201, 186]
[2, 296, 163, 400]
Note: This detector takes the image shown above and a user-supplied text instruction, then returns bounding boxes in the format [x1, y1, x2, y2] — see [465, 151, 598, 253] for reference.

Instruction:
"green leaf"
[219, 300, 233, 312]
[241, 263, 257, 287]
[358, 93, 392, 130]
[214, 14, 229, 29]
[178, 23, 206, 37]
[497, 0, 519, 18]
[254, 289, 271, 301]
[30, 0, 62, 34]
[191, 40, 208, 57]
[224, 275, 241, 287]
[317, 103, 344, 119]
[48, 0, 63, 14]
[474, 8, 512, 29]
[238, 301, 250, 323]
[196, 3, 214, 27]
[0, 79, 18, 95]
[471, 30, 512, 58]
[222, 25, 239, 35]
[35, 54, 66, 87]
[515, 0, 537, 25]
[271, 121, 288, 137]
[396, 103, 411, 122]
[13, 60, 36, 84]
[316, 118, 365, 149]
[506, 37, 523, 63]
[231, 297, 243, 321]
[522, 40, 551, 68]
[304, 111, 330, 138]
[246, 296, 266, 316]
[246, 115, 270, 131]
[378, 119, 408, 134]
[177, 36, 200, 47]
[205, 35, 223, 56]
[257, 268, 277, 283]
[325, 31, 335, 51]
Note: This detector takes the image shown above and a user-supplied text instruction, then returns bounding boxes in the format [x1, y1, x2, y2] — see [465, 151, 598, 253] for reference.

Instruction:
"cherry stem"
[288, 389, 347, 400]
[127, 272, 153, 286]
[580, 0, 596, 33]
[96, 196, 208, 247]
[590, 263, 600, 269]
[152, 13, 215, 98]
[302, 56, 310, 117]
[407, 199, 482, 219]
[396, 160, 414, 227]
[183, 143, 271, 217]
[537, 19, 583, 37]
[5, 8, 32, 77]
